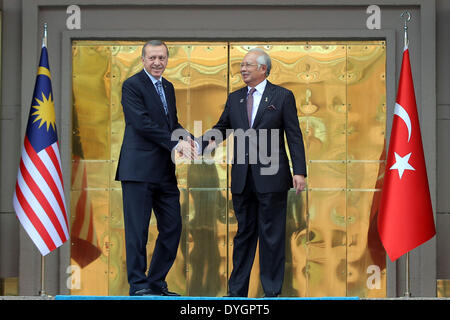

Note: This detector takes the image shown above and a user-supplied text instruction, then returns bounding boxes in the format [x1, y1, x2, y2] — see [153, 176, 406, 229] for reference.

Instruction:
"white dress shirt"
[143, 68, 168, 103]
[247, 79, 267, 127]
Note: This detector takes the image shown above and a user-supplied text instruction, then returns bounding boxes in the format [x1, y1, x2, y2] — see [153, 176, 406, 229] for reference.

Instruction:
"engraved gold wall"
[70, 41, 386, 297]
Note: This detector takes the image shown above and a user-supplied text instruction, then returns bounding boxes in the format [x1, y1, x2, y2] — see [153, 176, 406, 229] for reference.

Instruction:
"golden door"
[70, 41, 387, 297]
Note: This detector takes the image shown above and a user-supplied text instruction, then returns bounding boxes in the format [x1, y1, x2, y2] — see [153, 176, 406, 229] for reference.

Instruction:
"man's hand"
[176, 136, 198, 160]
[205, 139, 217, 154]
[293, 175, 306, 195]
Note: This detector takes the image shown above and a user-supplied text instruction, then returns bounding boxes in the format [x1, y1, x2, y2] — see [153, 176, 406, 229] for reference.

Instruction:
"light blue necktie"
[155, 80, 168, 115]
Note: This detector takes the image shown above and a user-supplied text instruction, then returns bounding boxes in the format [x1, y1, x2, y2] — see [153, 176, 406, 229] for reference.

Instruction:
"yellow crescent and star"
[31, 65, 56, 132]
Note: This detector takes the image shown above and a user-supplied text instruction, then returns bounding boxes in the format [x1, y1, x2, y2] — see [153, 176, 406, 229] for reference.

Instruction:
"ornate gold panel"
[71, 41, 386, 297]
[72, 45, 111, 160]
[347, 44, 386, 161]
[437, 279, 450, 297]
[346, 190, 386, 297]
[284, 190, 307, 297]
[306, 190, 347, 297]
[0, 278, 18, 296]
[187, 188, 228, 296]
[69, 189, 109, 295]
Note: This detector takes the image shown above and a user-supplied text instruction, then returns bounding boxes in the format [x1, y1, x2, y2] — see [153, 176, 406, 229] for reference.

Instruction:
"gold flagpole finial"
[401, 11, 411, 49]
[42, 23, 48, 48]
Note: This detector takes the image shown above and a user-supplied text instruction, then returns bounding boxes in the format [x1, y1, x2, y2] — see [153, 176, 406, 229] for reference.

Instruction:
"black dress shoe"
[262, 293, 278, 298]
[144, 284, 180, 296]
[159, 286, 180, 296]
[131, 288, 154, 296]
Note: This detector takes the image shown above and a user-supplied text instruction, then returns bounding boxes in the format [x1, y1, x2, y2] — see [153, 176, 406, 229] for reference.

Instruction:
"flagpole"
[38, 22, 49, 298]
[42, 22, 48, 47]
[401, 11, 412, 298]
[405, 252, 411, 297]
[401, 11, 410, 49]
[39, 255, 48, 297]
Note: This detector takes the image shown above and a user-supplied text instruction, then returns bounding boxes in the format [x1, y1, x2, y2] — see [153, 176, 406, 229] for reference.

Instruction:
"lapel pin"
[264, 97, 268, 102]
[240, 98, 244, 103]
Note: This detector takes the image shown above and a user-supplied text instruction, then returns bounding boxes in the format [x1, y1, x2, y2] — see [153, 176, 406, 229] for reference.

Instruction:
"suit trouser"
[229, 167, 288, 297]
[121, 180, 182, 295]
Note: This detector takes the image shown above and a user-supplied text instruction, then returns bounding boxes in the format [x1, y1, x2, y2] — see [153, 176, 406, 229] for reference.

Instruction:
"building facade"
[0, 0, 449, 297]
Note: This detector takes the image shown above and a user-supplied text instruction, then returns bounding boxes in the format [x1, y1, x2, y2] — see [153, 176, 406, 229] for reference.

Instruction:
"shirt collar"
[248, 79, 267, 95]
[143, 68, 162, 85]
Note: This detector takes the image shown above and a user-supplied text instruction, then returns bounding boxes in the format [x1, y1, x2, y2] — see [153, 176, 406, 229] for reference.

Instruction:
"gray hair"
[249, 48, 271, 77]
[142, 40, 169, 58]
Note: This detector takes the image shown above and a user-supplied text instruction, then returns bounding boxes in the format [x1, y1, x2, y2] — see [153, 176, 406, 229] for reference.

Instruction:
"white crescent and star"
[390, 152, 415, 179]
[390, 103, 415, 179]
[394, 103, 412, 142]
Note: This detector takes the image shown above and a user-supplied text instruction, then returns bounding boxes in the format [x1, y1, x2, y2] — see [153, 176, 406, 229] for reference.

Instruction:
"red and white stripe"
[13, 137, 69, 255]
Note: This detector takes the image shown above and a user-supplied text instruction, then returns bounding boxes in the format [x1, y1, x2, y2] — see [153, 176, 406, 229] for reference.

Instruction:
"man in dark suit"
[204, 48, 307, 297]
[116, 40, 197, 296]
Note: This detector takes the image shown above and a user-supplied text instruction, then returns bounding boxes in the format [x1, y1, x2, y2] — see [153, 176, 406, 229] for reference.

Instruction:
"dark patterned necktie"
[247, 87, 256, 127]
[155, 80, 168, 115]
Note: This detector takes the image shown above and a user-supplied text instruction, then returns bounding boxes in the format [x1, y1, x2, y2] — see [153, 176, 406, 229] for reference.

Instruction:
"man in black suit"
[204, 48, 307, 297]
[116, 40, 197, 296]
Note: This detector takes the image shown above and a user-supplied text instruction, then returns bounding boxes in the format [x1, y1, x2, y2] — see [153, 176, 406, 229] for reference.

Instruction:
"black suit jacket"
[208, 81, 307, 194]
[115, 70, 188, 183]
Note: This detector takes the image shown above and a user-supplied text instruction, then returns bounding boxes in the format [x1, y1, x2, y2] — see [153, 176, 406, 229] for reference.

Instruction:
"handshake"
[174, 136, 217, 161]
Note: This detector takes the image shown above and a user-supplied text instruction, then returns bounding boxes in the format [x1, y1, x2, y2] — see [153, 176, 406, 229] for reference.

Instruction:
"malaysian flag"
[13, 40, 69, 256]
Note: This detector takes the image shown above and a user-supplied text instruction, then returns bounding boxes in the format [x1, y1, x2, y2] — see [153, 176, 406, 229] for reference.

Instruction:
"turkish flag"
[378, 46, 436, 262]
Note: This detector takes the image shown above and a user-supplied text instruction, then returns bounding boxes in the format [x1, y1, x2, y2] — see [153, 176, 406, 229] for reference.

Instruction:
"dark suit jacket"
[208, 81, 307, 194]
[115, 70, 189, 183]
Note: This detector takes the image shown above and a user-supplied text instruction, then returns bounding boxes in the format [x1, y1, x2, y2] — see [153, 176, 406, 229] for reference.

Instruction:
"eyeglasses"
[240, 63, 258, 68]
